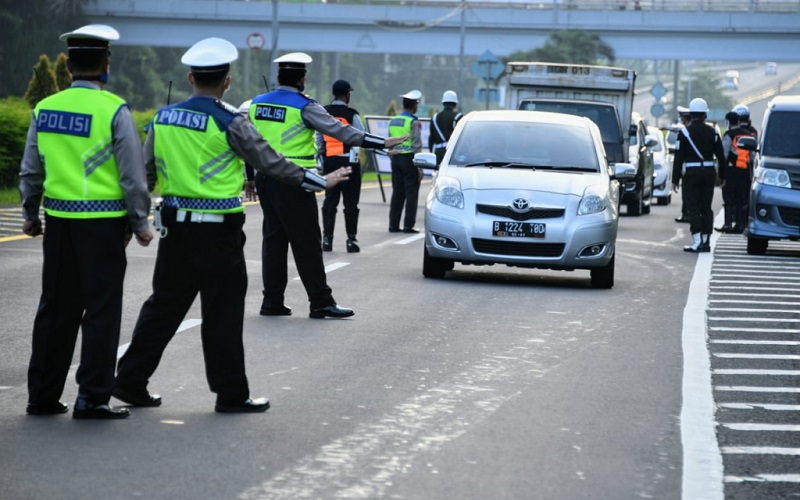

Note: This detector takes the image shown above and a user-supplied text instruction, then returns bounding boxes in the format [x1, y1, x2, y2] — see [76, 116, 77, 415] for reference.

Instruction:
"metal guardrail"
[739, 73, 800, 106]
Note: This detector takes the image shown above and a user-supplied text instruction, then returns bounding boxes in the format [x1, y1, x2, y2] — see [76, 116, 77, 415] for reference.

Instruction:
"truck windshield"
[518, 101, 623, 164]
[763, 111, 800, 158]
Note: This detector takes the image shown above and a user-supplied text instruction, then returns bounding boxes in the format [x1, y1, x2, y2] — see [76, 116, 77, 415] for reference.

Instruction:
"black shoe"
[112, 386, 162, 407]
[26, 401, 68, 416]
[346, 237, 360, 253]
[683, 245, 702, 253]
[402, 227, 420, 234]
[731, 225, 745, 234]
[72, 395, 129, 420]
[675, 216, 689, 223]
[322, 235, 333, 252]
[700, 243, 711, 252]
[309, 304, 355, 319]
[388, 226, 401, 233]
[715, 224, 731, 233]
[215, 397, 270, 413]
[260, 304, 292, 316]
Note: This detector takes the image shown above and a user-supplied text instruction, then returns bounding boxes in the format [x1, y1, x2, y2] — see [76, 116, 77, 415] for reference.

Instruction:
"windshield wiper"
[547, 165, 598, 172]
[463, 161, 541, 169]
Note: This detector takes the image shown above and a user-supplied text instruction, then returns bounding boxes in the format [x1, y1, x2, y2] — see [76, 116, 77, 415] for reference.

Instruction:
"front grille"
[472, 238, 565, 257]
[476, 204, 564, 221]
[790, 171, 800, 190]
[778, 206, 800, 227]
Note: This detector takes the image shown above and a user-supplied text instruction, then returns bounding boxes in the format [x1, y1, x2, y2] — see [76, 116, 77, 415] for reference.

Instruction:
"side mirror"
[629, 124, 638, 137]
[613, 162, 637, 180]
[736, 136, 758, 152]
[644, 135, 659, 148]
[413, 152, 438, 170]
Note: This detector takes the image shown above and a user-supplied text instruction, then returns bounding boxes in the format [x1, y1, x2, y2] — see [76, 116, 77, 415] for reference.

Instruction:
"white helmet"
[732, 104, 750, 120]
[688, 98, 709, 113]
[442, 90, 458, 104]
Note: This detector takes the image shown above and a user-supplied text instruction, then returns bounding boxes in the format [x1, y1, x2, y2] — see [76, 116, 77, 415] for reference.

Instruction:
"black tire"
[627, 192, 642, 216]
[746, 237, 768, 256]
[590, 254, 615, 289]
[423, 246, 449, 279]
[656, 195, 671, 206]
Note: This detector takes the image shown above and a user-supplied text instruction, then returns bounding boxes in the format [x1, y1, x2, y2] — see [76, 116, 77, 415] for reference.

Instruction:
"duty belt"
[44, 197, 125, 212]
[162, 196, 241, 211]
[685, 161, 715, 167]
[176, 210, 224, 223]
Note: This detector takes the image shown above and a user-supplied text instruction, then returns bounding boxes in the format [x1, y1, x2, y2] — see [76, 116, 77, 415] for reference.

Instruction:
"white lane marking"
[709, 292, 800, 298]
[715, 386, 800, 393]
[710, 327, 800, 333]
[708, 317, 800, 323]
[292, 262, 349, 281]
[713, 353, 800, 360]
[710, 299, 800, 306]
[725, 474, 800, 483]
[711, 340, 800, 346]
[722, 423, 800, 431]
[710, 286, 800, 292]
[394, 233, 425, 245]
[116, 318, 202, 360]
[0, 386, 13, 390]
[709, 308, 800, 314]
[681, 223, 723, 500]
[721, 447, 800, 456]
[714, 369, 800, 375]
[718, 403, 800, 411]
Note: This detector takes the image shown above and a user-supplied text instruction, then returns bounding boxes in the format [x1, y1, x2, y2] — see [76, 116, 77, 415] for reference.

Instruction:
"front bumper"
[745, 183, 800, 240]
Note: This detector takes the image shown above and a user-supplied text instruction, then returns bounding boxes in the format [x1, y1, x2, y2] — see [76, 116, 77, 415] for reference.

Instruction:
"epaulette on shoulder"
[301, 93, 316, 103]
[215, 99, 240, 116]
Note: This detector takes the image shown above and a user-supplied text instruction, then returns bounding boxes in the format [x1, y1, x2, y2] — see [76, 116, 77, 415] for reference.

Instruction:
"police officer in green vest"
[249, 53, 406, 319]
[113, 39, 350, 414]
[388, 90, 424, 233]
[19, 24, 152, 419]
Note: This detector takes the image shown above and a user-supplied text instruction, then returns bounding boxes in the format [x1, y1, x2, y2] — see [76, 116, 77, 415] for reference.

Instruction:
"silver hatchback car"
[414, 110, 635, 288]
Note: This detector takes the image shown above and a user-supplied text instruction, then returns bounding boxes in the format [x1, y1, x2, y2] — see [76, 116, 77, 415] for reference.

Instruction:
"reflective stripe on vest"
[153, 97, 244, 214]
[34, 87, 127, 219]
[250, 89, 316, 167]
[389, 113, 415, 154]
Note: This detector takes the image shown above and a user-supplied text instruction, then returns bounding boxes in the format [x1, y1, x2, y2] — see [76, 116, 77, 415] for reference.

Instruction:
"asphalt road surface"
[2, 169, 797, 499]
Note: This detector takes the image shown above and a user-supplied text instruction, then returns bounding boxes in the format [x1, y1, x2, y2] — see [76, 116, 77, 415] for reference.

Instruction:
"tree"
[53, 52, 72, 91]
[506, 30, 615, 65]
[24, 55, 58, 108]
[677, 66, 733, 117]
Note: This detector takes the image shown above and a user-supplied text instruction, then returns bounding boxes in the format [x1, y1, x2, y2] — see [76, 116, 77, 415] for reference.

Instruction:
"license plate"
[493, 221, 545, 238]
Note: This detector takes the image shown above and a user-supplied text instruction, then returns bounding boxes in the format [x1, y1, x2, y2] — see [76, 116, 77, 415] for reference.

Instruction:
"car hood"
[440, 166, 605, 197]
[761, 155, 800, 172]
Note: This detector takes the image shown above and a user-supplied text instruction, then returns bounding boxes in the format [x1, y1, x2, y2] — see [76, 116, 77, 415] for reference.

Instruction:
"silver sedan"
[414, 110, 635, 288]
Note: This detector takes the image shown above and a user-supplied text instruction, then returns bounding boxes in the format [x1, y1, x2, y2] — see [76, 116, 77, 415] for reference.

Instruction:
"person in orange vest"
[317, 80, 364, 253]
[719, 104, 758, 234]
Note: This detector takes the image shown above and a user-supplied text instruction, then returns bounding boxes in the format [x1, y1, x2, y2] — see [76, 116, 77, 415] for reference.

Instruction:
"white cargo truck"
[505, 62, 654, 216]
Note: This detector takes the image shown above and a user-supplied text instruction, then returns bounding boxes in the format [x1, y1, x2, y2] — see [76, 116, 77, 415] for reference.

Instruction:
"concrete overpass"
[85, 0, 800, 61]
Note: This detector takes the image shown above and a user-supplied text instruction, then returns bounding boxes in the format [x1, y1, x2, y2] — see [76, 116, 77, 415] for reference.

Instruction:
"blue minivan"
[742, 95, 800, 255]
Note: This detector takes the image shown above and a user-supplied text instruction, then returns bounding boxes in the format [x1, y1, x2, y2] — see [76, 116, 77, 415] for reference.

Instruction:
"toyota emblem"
[511, 198, 529, 211]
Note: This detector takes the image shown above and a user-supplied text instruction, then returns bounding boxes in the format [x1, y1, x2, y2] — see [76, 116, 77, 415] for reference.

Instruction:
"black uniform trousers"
[115, 213, 250, 403]
[725, 165, 750, 222]
[388, 153, 421, 230]
[255, 172, 335, 311]
[28, 215, 127, 406]
[682, 166, 718, 235]
[321, 156, 361, 218]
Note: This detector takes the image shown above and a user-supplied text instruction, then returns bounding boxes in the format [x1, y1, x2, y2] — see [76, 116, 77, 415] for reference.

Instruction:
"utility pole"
[458, 1, 465, 113]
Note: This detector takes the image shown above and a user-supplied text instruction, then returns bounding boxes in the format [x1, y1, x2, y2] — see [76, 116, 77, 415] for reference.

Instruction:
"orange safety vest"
[322, 104, 357, 158]
[732, 129, 757, 169]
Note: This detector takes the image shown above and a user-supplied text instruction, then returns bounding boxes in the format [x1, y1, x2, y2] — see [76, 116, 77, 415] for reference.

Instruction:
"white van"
[724, 70, 740, 91]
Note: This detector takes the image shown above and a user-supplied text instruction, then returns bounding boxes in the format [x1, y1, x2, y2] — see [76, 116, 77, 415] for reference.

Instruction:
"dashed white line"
[394, 233, 425, 245]
[724, 474, 800, 483]
[713, 353, 800, 360]
[116, 318, 201, 359]
[718, 403, 800, 411]
[721, 423, 800, 431]
[711, 340, 800, 346]
[715, 386, 800, 393]
[713, 369, 800, 375]
[721, 447, 800, 456]
[293, 262, 350, 280]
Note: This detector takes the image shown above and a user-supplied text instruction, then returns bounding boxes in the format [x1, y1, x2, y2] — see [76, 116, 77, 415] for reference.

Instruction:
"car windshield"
[450, 120, 600, 172]
[763, 111, 800, 158]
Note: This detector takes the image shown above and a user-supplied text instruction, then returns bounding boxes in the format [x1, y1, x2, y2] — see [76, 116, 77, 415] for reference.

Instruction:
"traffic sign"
[246, 32, 265, 50]
[650, 81, 667, 100]
[650, 103, 665, 118]
[470, 50, 504, 82]
[474, 87, 500, 103]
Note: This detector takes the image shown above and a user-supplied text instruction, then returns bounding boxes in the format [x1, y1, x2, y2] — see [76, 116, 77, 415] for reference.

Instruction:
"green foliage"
[132, 109, 156, 143]
[0, 97, 33, 188]
[677, 67, 733, 115]
[385, 100, 398, 116]
[24, 55, 58, 108]
[53, 52, 72, 91]
[507, 30, 615, 65]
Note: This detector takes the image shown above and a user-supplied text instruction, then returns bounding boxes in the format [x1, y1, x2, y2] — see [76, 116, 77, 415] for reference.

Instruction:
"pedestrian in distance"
[671, 98, 727, 253]
[317, 79, 365, 253]
[673, 105, 692, 224]
[19, 24, 153, 419]
[429, 90, 462, 166]
[718, 104, 757, 234]
[388, 89, 424, 233]
[113, 38, 351, 414]
[248, 53, 407, 319]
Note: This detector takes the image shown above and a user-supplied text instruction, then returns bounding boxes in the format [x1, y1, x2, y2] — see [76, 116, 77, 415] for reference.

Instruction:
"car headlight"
[578, 185, 608, 215]
[756, 167, 791, 188]
[434, 176, 464, 209]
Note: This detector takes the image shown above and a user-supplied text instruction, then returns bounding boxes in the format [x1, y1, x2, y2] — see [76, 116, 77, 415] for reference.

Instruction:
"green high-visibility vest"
[34, 87, 127, 218]
[249, 89, 316, 168]
[152, 97, 244, 214]
[389, 112, 415, 154]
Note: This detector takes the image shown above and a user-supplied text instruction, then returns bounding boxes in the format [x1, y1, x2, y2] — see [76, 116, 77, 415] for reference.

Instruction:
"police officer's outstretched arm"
[303, 102, 407, 152]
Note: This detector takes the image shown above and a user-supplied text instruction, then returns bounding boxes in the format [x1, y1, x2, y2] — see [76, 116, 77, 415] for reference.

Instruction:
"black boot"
[344, 209, 360, 253]
[731, 204, 747, 234]
[715, 205, 733, 233]
[700, 234, 711, 252]
[321, 207, 336, 252]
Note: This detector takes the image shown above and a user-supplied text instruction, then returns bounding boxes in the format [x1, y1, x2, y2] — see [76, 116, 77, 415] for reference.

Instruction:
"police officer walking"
[19, 24, 152, 419]
[671, 98, 727, 253]
[114, 39, 349, 413]
[249, 53, 406, 319]
[317, 80, 364, 253]
[428, 90, 462, 166]
[720, 104, 757, 234]
[388, 90, 424, 233]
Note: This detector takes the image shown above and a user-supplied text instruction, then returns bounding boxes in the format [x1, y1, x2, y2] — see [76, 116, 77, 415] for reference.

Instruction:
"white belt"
[176, 210, 225, 223]
[685, 161, 714, 167]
